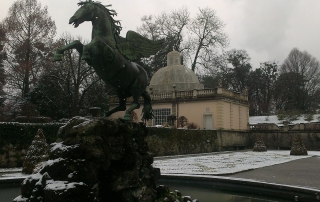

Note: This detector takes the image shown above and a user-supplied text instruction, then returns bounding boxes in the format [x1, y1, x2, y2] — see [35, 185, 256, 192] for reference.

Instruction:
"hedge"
[0, 122, 64, 153]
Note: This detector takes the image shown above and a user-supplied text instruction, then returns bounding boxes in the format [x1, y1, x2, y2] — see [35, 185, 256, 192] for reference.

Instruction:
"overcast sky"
[1, 0, 320, 69]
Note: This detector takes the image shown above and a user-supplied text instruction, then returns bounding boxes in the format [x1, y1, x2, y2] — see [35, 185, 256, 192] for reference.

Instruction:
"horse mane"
[77, 1, 122, 37]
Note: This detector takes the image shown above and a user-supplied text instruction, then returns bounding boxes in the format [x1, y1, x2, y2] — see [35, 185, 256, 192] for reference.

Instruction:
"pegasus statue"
[54, 0, 164, 121]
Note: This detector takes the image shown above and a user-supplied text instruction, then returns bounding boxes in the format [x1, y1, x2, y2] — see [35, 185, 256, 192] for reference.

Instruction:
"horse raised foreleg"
[54, 40, 84, 61]
[81, 37, 99, 63]
[81, 44, 91, 62]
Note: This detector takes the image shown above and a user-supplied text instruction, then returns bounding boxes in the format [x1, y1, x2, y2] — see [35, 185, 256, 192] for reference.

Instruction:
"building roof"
[148, 51, 204, 93]
[249, 115, 320, 126]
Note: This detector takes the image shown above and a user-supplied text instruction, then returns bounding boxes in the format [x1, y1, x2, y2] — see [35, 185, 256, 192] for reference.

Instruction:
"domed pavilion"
[148, 50, 204, 93]
[110, 51, 249, 130]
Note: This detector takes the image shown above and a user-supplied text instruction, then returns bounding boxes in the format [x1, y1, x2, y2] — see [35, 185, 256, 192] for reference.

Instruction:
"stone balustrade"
[197, 89, 216, 96]
[109, 87, 248, 103]
[176, 90, 193, 98]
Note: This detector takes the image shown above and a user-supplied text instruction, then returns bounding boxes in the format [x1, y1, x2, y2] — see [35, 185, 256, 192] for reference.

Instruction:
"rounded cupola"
[148, 51, 204, 93]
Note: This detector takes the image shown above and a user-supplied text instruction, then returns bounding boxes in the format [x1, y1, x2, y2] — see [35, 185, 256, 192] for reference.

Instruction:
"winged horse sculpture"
[54, 0, 164, 121]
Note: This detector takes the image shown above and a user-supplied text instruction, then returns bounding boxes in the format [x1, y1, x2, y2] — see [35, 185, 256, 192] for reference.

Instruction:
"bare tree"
[278, 48, 320, 112]
[248, 61, 278, 115]
[30, 33, 106, 118]
[138, 7, 189, 50]
[214, 49, 252, 93]
[0, 24, 7, 106]
[281, 48, 320, 97]
[137, 7, 190, 76]
[187, 7, 229, 72]
[137, 7, 228, 74]
[2, 0, 56, 99]
[274, 72, 304, 111]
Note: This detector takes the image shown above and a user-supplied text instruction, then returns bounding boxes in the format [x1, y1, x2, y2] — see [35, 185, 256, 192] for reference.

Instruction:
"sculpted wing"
[117, 31, 164, 61]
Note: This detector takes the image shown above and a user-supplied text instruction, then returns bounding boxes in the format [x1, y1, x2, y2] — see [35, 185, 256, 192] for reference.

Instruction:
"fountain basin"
[159, 175, 320, 202]
[0, 178, 24, 202]
[2, 175, 320, 202]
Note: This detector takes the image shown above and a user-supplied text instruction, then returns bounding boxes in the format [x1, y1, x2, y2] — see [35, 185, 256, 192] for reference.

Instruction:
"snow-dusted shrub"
[22, 129, 49, 174]
[290, 134, 308, 156]
[0, 122, 60, 167]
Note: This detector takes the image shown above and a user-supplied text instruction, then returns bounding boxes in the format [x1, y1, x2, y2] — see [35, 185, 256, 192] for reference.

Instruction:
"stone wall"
[0, 125, 249, 167]
[146, 128, 249, 156]
[1, 121, 320, 168]
[248, 131, 320, 150]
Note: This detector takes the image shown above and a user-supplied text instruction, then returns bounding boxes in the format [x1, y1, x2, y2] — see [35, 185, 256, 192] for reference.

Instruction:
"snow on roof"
[249, 115, 320, 126]
[0, 168, 22, 173]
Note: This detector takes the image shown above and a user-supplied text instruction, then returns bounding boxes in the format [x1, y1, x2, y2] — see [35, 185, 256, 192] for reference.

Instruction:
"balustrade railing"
[110, 88, 248, 103]
[176, 91, 193, 98]
[151, 92, 172, 100]
[197, 89, 216, 96]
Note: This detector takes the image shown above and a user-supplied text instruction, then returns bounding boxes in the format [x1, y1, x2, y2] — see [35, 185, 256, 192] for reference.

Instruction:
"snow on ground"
[0, 168, 22, 173]
[1, 151, 320, 178]
[1, 172, 29, 178]
[153, 151, 320, 176]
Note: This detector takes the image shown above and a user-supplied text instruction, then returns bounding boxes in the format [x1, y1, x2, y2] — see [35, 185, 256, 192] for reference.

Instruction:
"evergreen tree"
[2, 0, 56, 99]
[0, 24, 6, 107]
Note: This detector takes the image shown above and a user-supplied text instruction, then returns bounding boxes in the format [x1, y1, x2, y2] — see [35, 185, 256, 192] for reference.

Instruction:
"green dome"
[148, 51, 204, 93]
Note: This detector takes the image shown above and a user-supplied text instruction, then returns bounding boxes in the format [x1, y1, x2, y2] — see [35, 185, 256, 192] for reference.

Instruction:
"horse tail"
[141, 91, 154, 121]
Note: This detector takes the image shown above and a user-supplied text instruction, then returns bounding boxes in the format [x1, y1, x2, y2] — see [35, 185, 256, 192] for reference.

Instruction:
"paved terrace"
[153, 150, 320, 190]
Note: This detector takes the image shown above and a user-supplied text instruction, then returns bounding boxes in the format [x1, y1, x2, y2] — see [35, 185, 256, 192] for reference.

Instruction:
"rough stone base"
[14, 117, 199, 202]
[253, 134, 267, 152]
[14, 117, 159, 202]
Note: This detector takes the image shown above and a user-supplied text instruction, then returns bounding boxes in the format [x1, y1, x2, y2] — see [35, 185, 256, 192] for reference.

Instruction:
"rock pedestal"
[290, 134, 308, 155]
[14, 117, 160, 202]
[252, 134, 267, 152]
